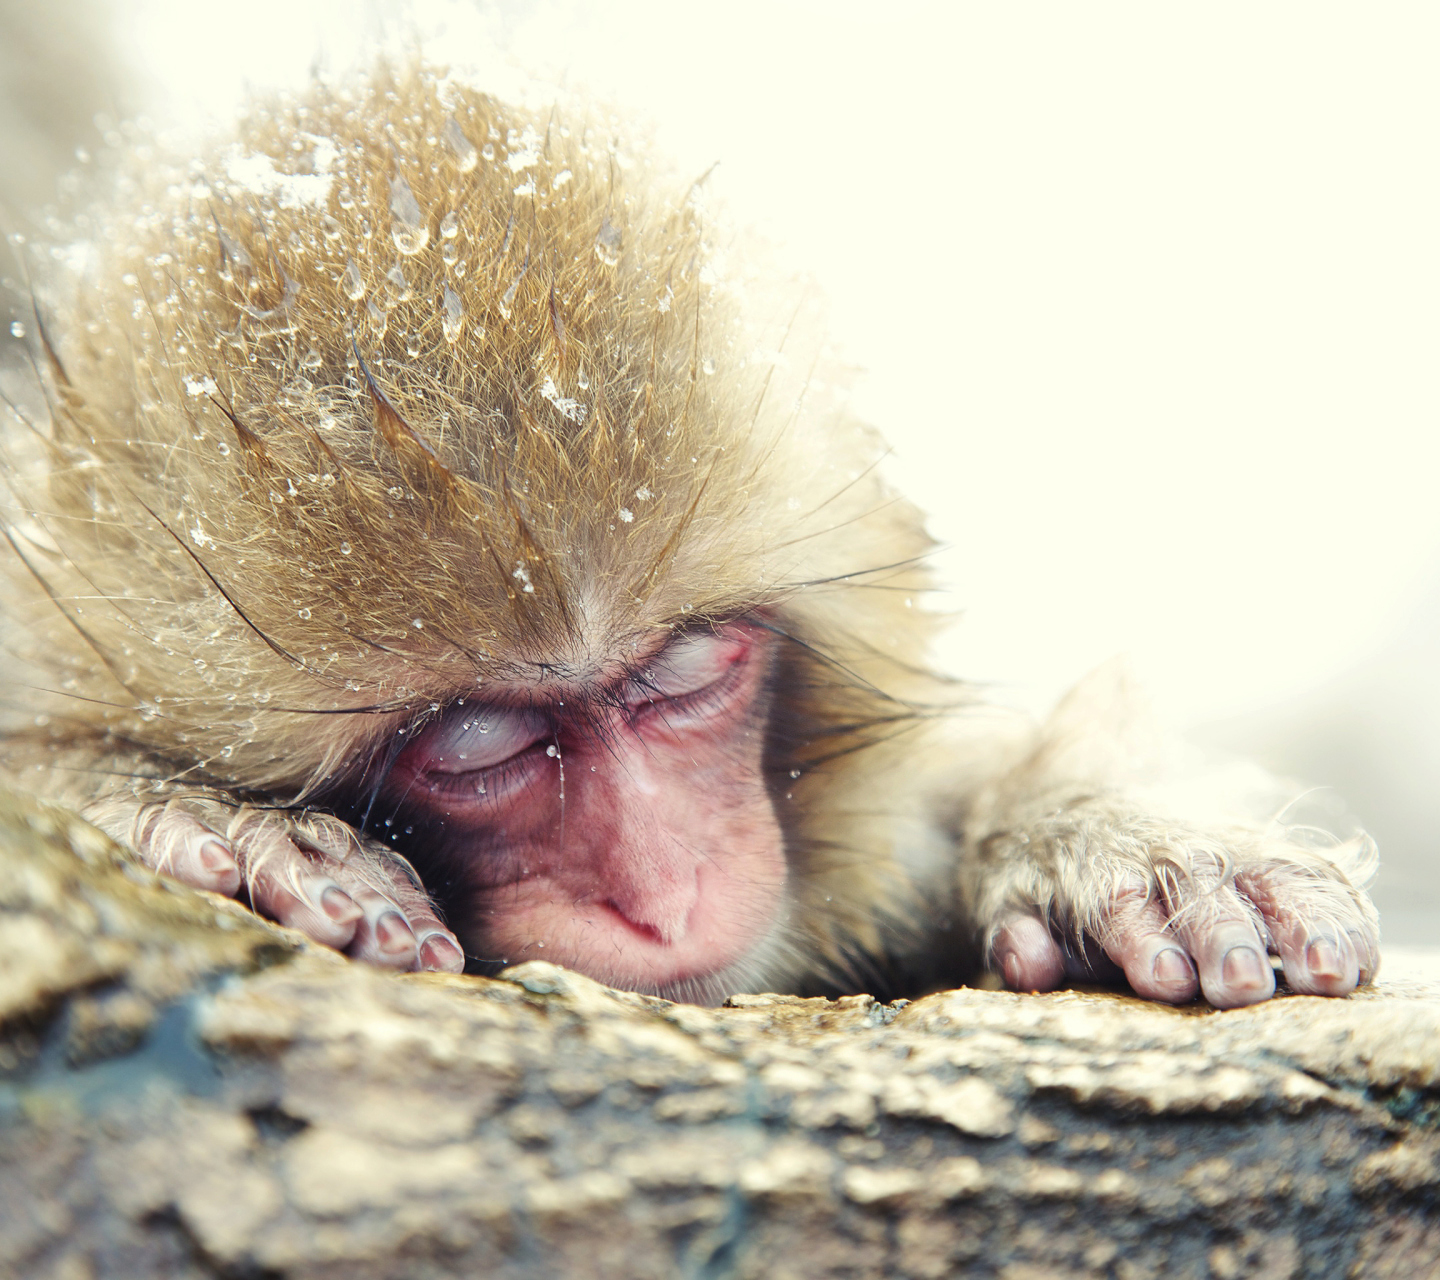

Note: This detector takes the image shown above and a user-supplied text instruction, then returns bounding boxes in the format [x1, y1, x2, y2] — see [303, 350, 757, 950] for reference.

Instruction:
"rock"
[1, 788, 1438, 1278]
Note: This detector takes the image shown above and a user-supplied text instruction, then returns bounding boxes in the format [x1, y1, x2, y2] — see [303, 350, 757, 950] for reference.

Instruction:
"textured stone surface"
[2, 788, 1438, 1279]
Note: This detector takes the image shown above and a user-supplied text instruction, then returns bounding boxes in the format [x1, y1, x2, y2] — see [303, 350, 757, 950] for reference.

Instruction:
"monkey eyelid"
[419, 706, 548, 773]
[623, 628, 750, 708]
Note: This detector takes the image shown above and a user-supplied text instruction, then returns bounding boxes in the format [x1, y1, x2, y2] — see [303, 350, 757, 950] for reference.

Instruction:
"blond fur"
[0, 62, 951, 991]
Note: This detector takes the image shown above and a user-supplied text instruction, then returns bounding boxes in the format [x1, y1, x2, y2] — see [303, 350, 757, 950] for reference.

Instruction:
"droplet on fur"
[300, 346, 323, 371]
[216, 441, 231, 456]
[443, 118, 478, 172]
[366, 297, 388, 339]
[389, 174, 429, 255]
[441, 240, 459, 266]
[594, 219, 621, 267]
[297, 608, 312, 620]
[321, 214, 343, 240]
[499, 275, 521, 318]
[576, 366, 590, 390]
[339, 541, 352, 555]
[701, 358, 716, 375]
[412, 618, 424, 629]
[8, 321, 24, 338]
[481, 143, 496, 162]
[442, 286, 464, 343]
[546, 744, 559, 758]
[341, 258, 365, 301]
[385, 264, 412, 302]
[406, 332, 422, 358]
[440, 210, 459, 239]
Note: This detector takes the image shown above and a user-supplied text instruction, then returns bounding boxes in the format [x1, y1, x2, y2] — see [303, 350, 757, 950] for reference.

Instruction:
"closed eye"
[625, 627, 750, 711]
[420, 706, 549, 773]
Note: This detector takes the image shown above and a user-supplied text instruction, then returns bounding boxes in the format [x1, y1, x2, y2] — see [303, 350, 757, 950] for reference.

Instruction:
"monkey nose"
[601, 866, 700, 946]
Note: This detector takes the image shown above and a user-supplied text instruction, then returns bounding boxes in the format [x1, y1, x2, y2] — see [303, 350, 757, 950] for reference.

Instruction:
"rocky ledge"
[1, 790, 1437, 1279]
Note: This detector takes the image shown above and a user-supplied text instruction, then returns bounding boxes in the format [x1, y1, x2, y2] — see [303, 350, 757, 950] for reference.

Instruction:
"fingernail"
[376, 910, 416, 954]
[198, 840, 236, 876]
[1153, 948, 1194, 984]
[1000, 953, 1023, 990]
[419, 935, 464, 972]
[1350, 931, 1375, 982]
[320, 886, 361, 923]
[1222, 946, 1268, 989]
[1306, 939, 1341, 979]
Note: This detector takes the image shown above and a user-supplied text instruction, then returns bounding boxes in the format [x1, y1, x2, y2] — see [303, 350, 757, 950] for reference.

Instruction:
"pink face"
[382, 620, 788, 998]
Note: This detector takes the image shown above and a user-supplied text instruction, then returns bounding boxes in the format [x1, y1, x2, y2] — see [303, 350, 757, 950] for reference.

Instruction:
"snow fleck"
[184, 374, 218, 397]
[634, 485, 653, 501]
[539, 375, 588, 424]
[512, 562, 535, 593]
[224, 148, 332, 207]
[618, 508, 634, 523]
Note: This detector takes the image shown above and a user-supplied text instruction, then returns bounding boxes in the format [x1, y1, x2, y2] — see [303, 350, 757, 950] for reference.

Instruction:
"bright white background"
[6, 1, 1439, 936]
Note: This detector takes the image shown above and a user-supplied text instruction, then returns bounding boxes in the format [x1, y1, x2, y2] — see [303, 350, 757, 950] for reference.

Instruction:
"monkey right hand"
[83, 793, 465, 973]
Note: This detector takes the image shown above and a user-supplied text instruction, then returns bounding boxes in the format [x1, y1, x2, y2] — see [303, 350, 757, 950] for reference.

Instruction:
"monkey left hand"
[964, 795, 1380, 1009]
[85, 792, 466, 973]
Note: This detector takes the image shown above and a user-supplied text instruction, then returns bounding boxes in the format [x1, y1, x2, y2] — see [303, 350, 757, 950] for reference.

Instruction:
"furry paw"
[981, 812, 1379, 1009]
[91, 795, 464, 973]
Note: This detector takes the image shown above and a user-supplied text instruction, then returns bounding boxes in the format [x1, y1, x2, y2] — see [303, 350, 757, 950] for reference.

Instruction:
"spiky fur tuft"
[0, 63, 955, 991]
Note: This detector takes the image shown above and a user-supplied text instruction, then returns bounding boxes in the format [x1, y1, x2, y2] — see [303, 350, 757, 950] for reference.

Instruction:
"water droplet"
[367, 297, 388, 339]
[441, 239, 459, 266]
[8, 321, 24, 339]
[545, 744, 559, 757]
[701, 358, 716, 375]
[412, 618, 424, 629]
[499, 274, 521, 318]
[321, 214, 343, 240]
[216, 441, 231, 456]
[789, 768, 802, 779]
[594, 219, 621, 267]
[389, 173, 429, 255]
[443, 117, 478, 172]
[576, 366, 590, 390]
[481, 143, 496, 162]
[385, 264, 412, 302]
[341, 257, 365, 301]
[300, 346, 323, 371]
[298, 607, 312, 620]
[440, 210, 459, 238]
[405, 332, 422, 358]
[339, 541, 352, 555]
[442, 286, 464, 343]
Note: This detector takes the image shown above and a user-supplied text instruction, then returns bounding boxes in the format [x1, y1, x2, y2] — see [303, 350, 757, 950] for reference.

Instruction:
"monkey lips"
[382, 620, 788, 1000]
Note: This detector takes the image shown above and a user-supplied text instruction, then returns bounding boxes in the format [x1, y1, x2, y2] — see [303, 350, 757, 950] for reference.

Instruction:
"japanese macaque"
[0, 63, 1379, 1008]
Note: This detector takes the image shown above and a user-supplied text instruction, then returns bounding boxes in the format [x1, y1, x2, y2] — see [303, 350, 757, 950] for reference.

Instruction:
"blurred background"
[2, 1, 1436, 942]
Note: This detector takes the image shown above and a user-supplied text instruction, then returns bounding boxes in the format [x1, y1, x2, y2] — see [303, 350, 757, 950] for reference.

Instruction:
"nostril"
[602, 899, 666, 944]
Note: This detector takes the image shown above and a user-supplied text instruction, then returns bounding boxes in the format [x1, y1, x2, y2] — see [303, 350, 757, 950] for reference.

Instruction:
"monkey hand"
[962, 792, 1379, 1009]
[84, 792, 465, 973]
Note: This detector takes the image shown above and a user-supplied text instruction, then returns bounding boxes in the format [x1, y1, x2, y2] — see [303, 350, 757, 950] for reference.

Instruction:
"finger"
[1162, 888, 1275, 1010]
[1236, 867, 1377, 997]
[235, 824, 364, 951]
[992, 913, 1066, 993]
[133, 807, 241, 896]
[319, 840, 464, 973]
[342, 882, 422, 970]
[1098, 879, 1198, 1004]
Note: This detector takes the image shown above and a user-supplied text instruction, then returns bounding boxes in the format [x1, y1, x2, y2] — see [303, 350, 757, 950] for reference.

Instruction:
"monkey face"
[376, 619, 788, 1000]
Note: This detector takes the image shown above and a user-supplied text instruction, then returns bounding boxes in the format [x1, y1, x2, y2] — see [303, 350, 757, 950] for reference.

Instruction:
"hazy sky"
[83, 2, 1440, 726]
